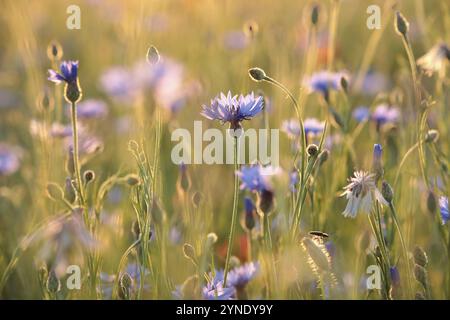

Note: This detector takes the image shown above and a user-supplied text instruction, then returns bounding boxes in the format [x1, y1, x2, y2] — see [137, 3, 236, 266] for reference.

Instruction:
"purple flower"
[224, 31, 249, 50]
[0, 143, 22, 176]
[74, 99, 108, 119]
[100, 67, 137, 101]
[201, 91, 264, 130]
[360, 71, 390, 95]
[236, 165, 269, 192]
[390, 266, 400, 287]
[372, 104, 400, 126]
[305, 71, 348, 100]
[289, 169, 299, 192]
[48, 61, 79, 84]
[373, 144, 382, 162]
[281, 119, 301, 139]
[227, 262, 259, 289]
[352, 106, 370, 122]
[304, 118, 325, 137]
[440, 196, 449, 225]
[202, 274, 235, 300]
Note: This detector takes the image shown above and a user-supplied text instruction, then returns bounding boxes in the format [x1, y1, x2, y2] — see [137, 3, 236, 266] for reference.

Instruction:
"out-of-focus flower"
[73, 99, 108, 119]
[352, 106, 370, 122]
[201, 91, 264, 130]
[304, 118, 325, 137]
[417, 43, 450, 76]
[440, 196, 449, 225]
[202, 273, 235, 300]
[341, 171, 388, 218]
[227, 262, 259, 289]
[372, 104, 400, 127]
[223, 31, 249, 50]
[99, 67, 137, 102]
[281, 119, 301, 139]
[305, 71, 348, 100]
[360, 71, 390, 95]
[0, 143, 22, 176]
[289, 169, 299, 192]
[236, 165, 276, 192]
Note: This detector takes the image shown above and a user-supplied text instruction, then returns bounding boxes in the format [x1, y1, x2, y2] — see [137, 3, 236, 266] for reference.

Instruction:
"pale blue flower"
[352, 106, 370, 122]
[201, 91, 263, 130]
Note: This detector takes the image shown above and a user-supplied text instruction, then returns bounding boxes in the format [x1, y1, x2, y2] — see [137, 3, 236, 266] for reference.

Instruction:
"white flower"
[341, 171, 387, 218]
[417, 43, 450, 76]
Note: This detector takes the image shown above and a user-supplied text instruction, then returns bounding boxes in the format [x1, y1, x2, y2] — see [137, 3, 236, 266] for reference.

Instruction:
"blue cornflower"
[372, 104, 400, 127]
[352, 106, 370, 122]
[373, 144, 382, 162]
[440, 196, 449, 225]
[236, 165, 269, 192]
[305, 71, 347, 101]
[201, 91, 264, 130]
[289, 169, 299, 192]
[0, 143, 22, 176]
[73, 99, 108, 119]
[304, 118, 325, 136]
[202, 273, 235, 300]
[48, 60, 79, 84]
[227, 262, 259, 289]
[390, 266, 400, 287]
[281, 119, 301, 139]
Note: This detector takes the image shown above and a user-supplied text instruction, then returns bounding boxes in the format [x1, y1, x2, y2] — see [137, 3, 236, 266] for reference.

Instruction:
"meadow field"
[0, 0, 449, 300]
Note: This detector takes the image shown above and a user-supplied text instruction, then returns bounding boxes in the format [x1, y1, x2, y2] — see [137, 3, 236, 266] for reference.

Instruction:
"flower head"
[417, 43, 450, 76]
[202, 274, 235, 300]
[48, 60, 79, 84]
[341, 171, 388, 218]
[305, 71, 348, 100]
[281, 119, 301, 139]
[440, 196, 449, 225]
[227, 262, 259, 289]
[236, 164, 278, 193]
[201, 91, 263, 130]
[304, 118, 326, 137]
[352, 106, 370, 122]
[0, 143, 22, 176]
[372, 104, 400, 127]
[73, 99, 108, 119]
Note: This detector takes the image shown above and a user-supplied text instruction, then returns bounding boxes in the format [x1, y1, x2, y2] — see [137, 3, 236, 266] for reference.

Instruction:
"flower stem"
[388, 202, 413, 298]
[70, 101, 85, 208]
[223, 136, 239, 287]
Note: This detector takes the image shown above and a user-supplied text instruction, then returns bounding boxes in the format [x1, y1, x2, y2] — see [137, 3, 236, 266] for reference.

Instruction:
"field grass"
[0, 0, 449, 300]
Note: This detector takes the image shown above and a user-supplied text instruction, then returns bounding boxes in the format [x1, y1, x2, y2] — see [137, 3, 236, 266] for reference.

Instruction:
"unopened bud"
[206, 233, 218, 247]
[427, 190, 437, 214]
[183, 243, 197, 262]
[395, 11, 409, 37]
[46, 182, 64, 201]
[381, 181, 394, 203]
[46, 270, 61, 294]
[311, 4, 319, 26]
[125, 174, 140, 186]
[47, 40, 63, 61]
[243, 20, 259, 39]
[256, 189, 275, 216]
[146, 45, 160, 65]
[248, 67, 266, 82]
[307, 144, 319, 157]
[64, 80, 82, 104]
[83, 170, 95, 184]
[119, 273, 133, 300]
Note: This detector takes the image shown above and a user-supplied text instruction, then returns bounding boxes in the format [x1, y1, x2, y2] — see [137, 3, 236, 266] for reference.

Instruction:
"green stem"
[389, 203, 413, 298]
[70, 101, 85, 208]
[223, 137, 239, 287]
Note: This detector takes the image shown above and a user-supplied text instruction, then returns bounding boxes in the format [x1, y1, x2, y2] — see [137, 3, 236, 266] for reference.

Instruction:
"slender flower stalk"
[223, 137, 239, 287]
[395, 11, 429, 189]
[201, 91, 263, 286]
